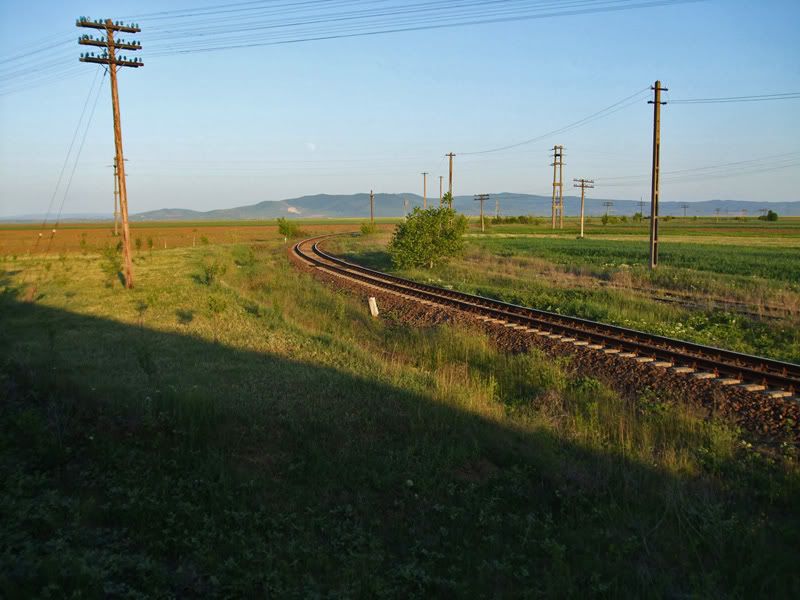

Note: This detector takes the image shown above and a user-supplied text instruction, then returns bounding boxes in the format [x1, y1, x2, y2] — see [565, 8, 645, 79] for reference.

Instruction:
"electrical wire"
[459, 87, 650, 155]
[33, 67, 103, 243]
[670, 92, 800, 104]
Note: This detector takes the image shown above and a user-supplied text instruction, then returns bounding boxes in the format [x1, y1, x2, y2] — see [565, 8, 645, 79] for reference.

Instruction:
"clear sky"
[1, 0, 799, 217]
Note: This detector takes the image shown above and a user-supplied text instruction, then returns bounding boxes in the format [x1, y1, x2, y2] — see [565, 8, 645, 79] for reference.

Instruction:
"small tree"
[758, 210, 778, 222]
[147, 236, 154, 255]
[100, 244, 122, 288]
[441, 191, 453, 209]
[387, 206, 467, 270]
[135, 237, 142, 253]
[207, 295, 227, 341]
[277, 217, 302, 239]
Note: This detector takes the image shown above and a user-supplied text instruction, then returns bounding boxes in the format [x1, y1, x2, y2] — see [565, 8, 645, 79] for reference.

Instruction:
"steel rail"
[294, 235, 799, 395]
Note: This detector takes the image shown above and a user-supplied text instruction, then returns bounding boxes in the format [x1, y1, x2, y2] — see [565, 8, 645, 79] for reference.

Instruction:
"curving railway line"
[293, 234, 800, 401]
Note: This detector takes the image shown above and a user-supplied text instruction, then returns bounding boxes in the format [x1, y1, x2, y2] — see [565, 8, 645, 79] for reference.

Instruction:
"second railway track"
[294, 234, 800, 402]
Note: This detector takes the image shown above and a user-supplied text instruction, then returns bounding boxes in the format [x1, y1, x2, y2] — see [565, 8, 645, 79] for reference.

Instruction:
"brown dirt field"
[0, 222, 385, 255]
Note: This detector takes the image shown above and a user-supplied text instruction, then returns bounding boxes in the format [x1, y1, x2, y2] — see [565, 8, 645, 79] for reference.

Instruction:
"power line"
[140, 0, 701, 55]
[459, 87, 650, 155]
[52, 68, 108, 230]
[34, 67, 103, 238]
[670, 92, 800, 104]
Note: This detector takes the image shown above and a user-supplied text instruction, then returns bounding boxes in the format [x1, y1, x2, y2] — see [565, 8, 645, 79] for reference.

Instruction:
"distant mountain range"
[132, 194, 800, 219]
[3, 194, 799, 222]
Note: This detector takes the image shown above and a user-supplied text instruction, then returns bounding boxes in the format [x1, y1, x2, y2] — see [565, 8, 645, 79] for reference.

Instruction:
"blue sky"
[1, 0, 799, 217]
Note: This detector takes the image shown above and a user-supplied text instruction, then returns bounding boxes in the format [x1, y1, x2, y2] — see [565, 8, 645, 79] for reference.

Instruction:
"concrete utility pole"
[446, 152, 456, 204]
[370, 190, 374, 225]
[681, 202, 690, 218]
[474, 194, 489, 232]
[648, 80, 667, 269]
[573, 178, 594, 239]
[550, 145, 565, 229]
[603, 201, 614, 217]
[421, 172, 428, 209]
[78, 17, 142, 289]
[439, 175, 443, 205]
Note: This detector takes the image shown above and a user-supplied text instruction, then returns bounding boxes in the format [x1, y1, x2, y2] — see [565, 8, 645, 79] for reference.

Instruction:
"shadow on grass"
[0, 298, 797, 597]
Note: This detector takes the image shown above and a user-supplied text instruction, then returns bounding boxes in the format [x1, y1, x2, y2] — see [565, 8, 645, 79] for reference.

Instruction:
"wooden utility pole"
[681, 202, 690, 218]
[112, 158, 119, 236]
[648, 80, 667, 269]
[78, 17, 142, 288]
[421, 172, 428, 209]
[573, 178, 594, 239]
[474, 194, 489, 232]
[446, 152, 455, 204]
[370, 189, 374, 225]
[550, 145, 565, 229]
[439, 175, 443, 205]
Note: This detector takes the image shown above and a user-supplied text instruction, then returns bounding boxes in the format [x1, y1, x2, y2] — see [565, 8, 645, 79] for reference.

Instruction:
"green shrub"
[277, 218, 303, 239]
[99, 244, 122, 288]
[199, 256, 227, 286]
[388, 207, 467, 269]
[360, 222, 377, 235]
[232, 245, 257, 267]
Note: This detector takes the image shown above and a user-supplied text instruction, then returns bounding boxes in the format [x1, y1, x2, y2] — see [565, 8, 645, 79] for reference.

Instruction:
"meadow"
[331, 217, 800, 363]
[1, 220, 798, 596]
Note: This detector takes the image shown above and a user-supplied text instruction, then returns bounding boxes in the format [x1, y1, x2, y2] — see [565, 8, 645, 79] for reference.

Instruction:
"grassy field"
[331, 220, 800, 364]
[1, 223, 799, 596]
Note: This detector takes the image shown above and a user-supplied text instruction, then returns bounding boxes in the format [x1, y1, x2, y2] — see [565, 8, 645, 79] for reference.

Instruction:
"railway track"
[294, 235, 800, 401]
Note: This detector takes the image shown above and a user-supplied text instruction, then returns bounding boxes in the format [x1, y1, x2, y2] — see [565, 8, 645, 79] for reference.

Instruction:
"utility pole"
[550, 145, 565, 229]
[370, 189, 374, 225]
[77, 17, 142, 289]
[403, 196, 409, 213]
[715, 207, 721, 222]
[107, 156, 128, 236]
[421, 172, 428, 209]
[648, 80, 667, 269]
[639, 196, 644, 216]
[474, 194, 489, 232]
[681, 202, 690, 218]
[603, 201, 614, 217]
[446, 152, 455, 204]
[439, 175, 443, 205]
[111, 158, 119, 236]
[573, 178, 594, 239]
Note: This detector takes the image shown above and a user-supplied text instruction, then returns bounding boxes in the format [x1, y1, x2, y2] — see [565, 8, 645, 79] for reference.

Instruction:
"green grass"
[1, 241, 798, 596]
[475, 236, 800, 285]
[479, 216, 800, 239]
[331, 232, 800, 364]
